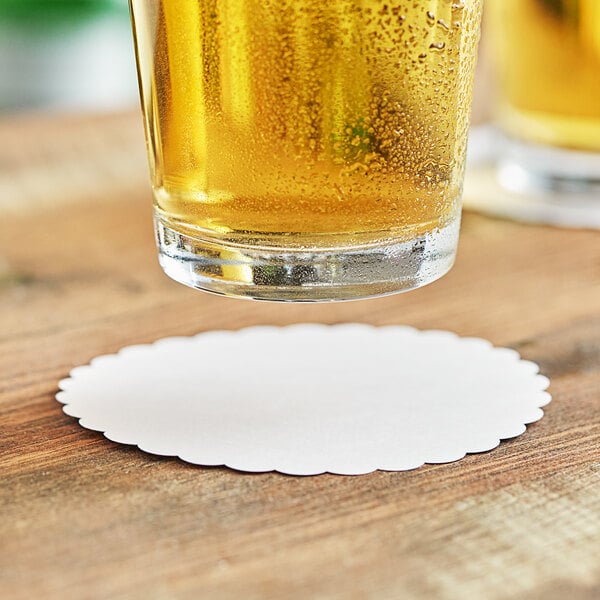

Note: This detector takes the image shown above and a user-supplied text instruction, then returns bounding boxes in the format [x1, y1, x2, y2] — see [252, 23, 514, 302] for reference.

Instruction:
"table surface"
[1, 112, 599, 600]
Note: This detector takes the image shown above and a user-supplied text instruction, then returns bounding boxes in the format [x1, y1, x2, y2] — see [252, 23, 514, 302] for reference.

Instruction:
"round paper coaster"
[57, 324, 551, 476]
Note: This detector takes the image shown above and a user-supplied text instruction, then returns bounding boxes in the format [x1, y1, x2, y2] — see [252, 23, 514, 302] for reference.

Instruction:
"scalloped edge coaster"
[56, 324, 551, 476]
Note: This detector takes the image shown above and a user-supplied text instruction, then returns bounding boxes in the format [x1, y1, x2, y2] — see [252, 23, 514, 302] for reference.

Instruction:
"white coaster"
[57, 325, 551, 476]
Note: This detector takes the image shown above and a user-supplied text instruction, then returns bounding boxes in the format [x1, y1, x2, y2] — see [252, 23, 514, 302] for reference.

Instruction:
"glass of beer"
[129, 0, 482, 301]
[487, 0, 600, 195]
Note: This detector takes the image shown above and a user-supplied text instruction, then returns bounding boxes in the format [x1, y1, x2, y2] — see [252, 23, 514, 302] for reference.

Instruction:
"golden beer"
[488, 0, 600, 152]
[129, 0, 482, 300]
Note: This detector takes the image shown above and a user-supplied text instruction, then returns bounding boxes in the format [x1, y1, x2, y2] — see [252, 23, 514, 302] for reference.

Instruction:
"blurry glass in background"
[487, 0, 600, 195]
[0, 0, 138, 113]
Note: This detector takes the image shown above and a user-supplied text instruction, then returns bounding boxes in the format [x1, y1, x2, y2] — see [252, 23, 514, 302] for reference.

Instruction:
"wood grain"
[1, 112, 599, 600]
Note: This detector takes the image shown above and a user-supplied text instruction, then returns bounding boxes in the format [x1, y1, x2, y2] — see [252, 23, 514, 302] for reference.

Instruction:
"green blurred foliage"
[0, 0, 127, 25]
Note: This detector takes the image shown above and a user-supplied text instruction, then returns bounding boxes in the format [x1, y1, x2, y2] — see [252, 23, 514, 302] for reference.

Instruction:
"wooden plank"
[0, 113, 599, 600]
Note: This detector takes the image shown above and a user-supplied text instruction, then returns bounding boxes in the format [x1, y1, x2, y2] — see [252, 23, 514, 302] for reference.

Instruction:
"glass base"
[497, 136, 600, 198]
[155, 213, 460, 302]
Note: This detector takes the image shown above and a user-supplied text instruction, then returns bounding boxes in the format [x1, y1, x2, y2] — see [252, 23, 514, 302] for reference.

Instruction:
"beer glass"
[129, 0, 482, 301]
[487, 0, 600, 195]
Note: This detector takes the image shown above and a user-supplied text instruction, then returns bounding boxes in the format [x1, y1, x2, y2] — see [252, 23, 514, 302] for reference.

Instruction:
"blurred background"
[0, 0, 138, 113]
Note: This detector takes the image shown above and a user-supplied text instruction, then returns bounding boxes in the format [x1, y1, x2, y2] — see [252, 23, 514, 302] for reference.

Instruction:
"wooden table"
[1, 113, 599, 600]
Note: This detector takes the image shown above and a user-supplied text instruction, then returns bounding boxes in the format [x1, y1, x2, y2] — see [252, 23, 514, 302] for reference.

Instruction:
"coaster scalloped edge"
[57, 324, 551, 476]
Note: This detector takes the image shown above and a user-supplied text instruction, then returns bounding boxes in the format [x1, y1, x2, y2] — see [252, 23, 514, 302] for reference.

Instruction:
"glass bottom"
[155, 212, 460, 302]
[497, 136, 600, 198]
